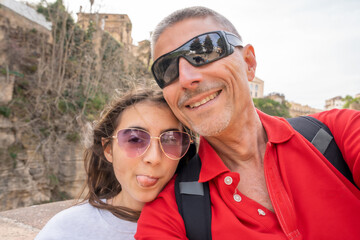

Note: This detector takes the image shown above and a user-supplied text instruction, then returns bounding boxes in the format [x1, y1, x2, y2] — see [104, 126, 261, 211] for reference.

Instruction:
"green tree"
[343, 95, 360, 109]
[190, 37, 203, 54]
[253, 98, 291, 117]
[216, 37, 226, 54]
[203, 35, 214, 54]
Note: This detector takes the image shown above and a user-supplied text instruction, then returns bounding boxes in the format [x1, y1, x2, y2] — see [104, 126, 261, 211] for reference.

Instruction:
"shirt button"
[258, 209, 266, 216]
[233, 193, 242, 202]
[224, 176, 233, 185]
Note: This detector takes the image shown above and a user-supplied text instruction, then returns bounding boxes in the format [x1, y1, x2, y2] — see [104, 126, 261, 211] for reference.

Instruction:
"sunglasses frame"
[112, 128, 193, 160]
[152, 30, 243, 88]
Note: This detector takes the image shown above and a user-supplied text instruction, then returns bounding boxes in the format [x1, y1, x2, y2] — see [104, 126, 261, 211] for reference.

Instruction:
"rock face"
[0, 1, 152, 212]
[0, 0, 86, 211]
[0, 75, 14, 105]
[0, 116, 86, 210]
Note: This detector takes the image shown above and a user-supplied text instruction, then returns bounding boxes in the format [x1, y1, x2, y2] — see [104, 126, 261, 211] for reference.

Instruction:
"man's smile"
[187, 90, 221, 109]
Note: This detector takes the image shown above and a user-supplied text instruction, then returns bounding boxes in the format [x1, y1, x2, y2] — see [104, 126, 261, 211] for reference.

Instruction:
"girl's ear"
[102, 138, 113, 163]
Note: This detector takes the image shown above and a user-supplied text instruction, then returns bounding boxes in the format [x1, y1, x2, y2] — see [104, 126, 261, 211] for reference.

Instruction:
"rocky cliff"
[0, 1, 152, 211]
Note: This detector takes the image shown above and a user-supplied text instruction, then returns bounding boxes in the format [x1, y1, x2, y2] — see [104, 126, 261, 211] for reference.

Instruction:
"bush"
[253, 98, 291, 117]
[0, 106, 11, 118]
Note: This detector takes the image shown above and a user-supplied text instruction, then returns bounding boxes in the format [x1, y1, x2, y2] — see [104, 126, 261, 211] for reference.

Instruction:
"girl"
[35, 88, 194, 239]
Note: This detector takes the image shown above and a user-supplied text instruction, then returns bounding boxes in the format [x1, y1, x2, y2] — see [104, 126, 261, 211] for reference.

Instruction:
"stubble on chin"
[189, 103, 232, 137]
[175, 81, 232, 136]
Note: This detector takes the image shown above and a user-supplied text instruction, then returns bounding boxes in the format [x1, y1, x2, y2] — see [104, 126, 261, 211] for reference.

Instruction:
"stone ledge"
[0, 199, 75, 240]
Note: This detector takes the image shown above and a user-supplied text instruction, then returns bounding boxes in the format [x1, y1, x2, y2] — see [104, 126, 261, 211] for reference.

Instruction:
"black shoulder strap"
[175, 154, 212, 240]
[175, 116, 357, 240]
[287, 116, 356, 186]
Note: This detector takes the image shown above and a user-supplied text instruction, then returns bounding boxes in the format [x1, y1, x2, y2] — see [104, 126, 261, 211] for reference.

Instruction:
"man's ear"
[102, 138, 113, 163]
[243, 44, 257, 82]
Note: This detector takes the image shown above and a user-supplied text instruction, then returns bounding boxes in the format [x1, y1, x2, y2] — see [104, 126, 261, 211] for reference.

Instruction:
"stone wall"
[0, 199, 75, 239]
[0, 1, 52, 44]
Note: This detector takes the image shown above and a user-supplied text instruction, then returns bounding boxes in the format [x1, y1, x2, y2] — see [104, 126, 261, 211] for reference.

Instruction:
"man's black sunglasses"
[152, 31, 243, 89]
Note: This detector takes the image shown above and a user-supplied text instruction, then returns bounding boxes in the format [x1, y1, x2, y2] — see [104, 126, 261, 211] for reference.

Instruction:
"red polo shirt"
[135, 109, 360, 240]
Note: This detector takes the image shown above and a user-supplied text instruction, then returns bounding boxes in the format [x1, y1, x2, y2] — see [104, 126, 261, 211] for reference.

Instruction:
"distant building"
[77, 12, 133, 47]
[289, 101, 322, 117]
[0, 0, 52, 43]
[249, 77, 264, 98]
[267, 92, 285, 104]
[325, 96, 345, 110]
[0, 0, 52, 71]
[0, 0, 51, 30]
[266, 93, 322, 117]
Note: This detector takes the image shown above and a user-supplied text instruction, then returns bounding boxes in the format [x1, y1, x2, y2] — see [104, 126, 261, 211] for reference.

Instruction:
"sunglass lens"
[117, 129, 150, 158]
[160, 131, 190, 160]
[153, 32, 227, 88]
[184, 33, 225, 65]
[162, 57, 179, 85]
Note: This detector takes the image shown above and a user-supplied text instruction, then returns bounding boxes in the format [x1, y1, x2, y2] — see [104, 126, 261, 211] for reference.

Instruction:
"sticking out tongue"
[137, 175, 158, 187]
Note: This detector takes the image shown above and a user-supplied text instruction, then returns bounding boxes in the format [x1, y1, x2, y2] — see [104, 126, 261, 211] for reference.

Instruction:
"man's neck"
[204, 110, 274, 212]
[205, 110, 267, 171]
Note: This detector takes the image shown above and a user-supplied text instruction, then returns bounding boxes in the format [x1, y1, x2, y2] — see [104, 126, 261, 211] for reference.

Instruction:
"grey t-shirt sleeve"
[35, 205, 80, 239]
[35, 202, 137, 240]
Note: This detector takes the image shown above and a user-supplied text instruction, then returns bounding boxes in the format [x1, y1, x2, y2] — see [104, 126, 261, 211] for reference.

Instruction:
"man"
[135, 6, 360, 240]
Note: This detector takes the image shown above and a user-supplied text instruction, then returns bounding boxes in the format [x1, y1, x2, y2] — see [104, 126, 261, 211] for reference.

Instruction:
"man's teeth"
[189, 92, 219, 108]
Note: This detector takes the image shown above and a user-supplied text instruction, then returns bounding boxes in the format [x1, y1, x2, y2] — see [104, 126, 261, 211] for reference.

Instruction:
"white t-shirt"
[35, 201, 137, 240]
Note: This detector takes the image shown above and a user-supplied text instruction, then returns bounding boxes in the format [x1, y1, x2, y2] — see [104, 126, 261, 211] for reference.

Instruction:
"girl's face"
[104, 101, 183, 211]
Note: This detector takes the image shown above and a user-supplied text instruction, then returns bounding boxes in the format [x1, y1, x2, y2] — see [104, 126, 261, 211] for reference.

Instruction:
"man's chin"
[190, 120, 229, 137]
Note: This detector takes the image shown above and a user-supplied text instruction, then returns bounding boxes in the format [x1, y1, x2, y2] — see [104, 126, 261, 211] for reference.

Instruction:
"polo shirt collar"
[198, 109, 295, 182]
[256, 109, 295, 144]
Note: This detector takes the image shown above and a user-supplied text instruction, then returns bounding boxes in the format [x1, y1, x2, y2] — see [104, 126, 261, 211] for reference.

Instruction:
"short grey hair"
[151, 6, 242, 59]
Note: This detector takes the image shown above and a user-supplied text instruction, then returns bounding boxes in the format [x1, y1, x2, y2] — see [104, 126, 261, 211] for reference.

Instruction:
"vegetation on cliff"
[253, 98, 291, 118]
[343, 95, 360, 109]
[0, 0, 152, 206]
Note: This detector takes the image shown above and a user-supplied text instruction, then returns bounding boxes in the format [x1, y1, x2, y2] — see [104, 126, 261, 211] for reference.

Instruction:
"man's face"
[153, 17, 255, 137]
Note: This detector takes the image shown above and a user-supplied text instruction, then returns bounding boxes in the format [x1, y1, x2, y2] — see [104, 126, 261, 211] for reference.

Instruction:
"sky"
[26, 0, 360, 109]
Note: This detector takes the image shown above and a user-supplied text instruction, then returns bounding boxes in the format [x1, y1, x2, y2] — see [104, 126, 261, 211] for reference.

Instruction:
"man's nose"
[178, 58, 203, 90]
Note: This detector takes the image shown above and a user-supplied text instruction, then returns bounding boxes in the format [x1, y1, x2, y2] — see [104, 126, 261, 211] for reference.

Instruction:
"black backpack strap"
[174, 115, 357, 240]
[287, 116, 356, 186]
[175, 154, 212, 240]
